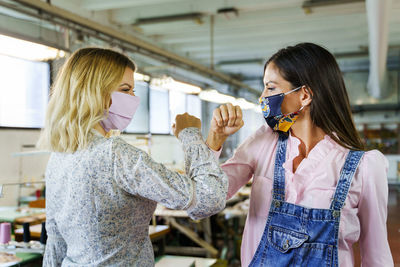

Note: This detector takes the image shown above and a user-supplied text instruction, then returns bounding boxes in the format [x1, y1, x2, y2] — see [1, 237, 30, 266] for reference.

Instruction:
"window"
[150, 86, 170, 134]
[125, 81, 149, 133]
[149, 88, 203, 134]
[186, 94, 202, 119]
[0, 54, 50, 128]
[169, 90, 186, 134]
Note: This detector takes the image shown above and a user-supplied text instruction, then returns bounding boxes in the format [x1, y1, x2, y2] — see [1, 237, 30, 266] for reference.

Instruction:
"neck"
[290, 111, 326, 158]
[94, 123, 107, 137]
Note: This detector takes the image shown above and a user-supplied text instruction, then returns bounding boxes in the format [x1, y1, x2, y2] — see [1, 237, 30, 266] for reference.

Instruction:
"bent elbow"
[187, 190, 227, 220]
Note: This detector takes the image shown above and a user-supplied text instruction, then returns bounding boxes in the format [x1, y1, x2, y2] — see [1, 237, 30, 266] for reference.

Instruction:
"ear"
[300, 86, 313, 107]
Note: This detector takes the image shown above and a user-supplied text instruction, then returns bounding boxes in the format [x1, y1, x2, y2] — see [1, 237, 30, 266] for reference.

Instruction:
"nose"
[260, 91, 270, 99]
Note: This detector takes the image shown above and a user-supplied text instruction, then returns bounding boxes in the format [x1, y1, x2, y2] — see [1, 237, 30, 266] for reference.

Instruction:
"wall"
[0, 129, 48, 206]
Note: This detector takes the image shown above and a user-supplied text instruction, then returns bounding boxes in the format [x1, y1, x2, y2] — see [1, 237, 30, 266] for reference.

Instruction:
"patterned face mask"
[259, 86, 304, 132]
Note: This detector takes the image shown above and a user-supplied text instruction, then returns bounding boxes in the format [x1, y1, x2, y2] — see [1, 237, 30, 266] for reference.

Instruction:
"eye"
[121, 88, 130, 92]
[266, 87, 276, 91]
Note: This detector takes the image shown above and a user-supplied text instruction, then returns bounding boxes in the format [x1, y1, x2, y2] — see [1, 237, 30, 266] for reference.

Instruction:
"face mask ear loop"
[283, 85, 303, 96]
[279, 105, 305, 118]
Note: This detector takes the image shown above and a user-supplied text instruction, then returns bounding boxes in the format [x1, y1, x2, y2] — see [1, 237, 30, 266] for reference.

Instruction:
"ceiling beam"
[11, 0, 260, 95]
[132, 2, 399, 36]
[112, 2, 301, 25]
[217, 58, 265, 66]
[302, 0, 364, 9]
[166, 24, 373, 52]
[135, 12, 372, 37]
[174, 29, 371, 54]
[134, 12, 204, 25]
[103, 0, 301, 17]
[193, 41, 400, 64]
[154, 18, 368, 44]
[111, 1, 367, 26]
[81, 0, 181, 11]
[83, 0, 287, 12]
[187, 41, 382, 61]
[0, 12, 68, 52]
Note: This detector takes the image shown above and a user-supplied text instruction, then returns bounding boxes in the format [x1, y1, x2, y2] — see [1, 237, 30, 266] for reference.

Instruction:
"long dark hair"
[265, 42, 364, 151]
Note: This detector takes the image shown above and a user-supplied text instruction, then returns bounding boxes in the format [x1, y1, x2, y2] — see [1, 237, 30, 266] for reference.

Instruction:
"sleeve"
[358, 150, 394, 267]
[219, 126, 269, 199]
[43, 218, 67, 267]
[209, 146, 222, 160]
[112, 127, 228, 220]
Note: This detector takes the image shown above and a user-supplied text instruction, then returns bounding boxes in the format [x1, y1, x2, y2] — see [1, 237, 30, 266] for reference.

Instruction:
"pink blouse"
[215, 125, 393, 267]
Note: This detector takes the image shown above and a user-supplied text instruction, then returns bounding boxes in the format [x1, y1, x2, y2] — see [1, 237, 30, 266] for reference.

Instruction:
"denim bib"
[249, 133, 364, 267]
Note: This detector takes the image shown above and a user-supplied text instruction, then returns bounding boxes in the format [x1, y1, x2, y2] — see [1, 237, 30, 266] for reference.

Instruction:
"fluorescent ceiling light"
[199, 89, 236, 104]
[0, 34, 66, 61]
[355, 99, 362, 105]
[134, 72, 150, 82]
[233, 98, 262, 113]
[233, 98, 258, 110]
[150, 77, 201, 94]
[200, 90, 262, 113]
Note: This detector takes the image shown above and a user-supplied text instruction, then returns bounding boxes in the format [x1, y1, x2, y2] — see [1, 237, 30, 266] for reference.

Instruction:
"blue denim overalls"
[249, 133, 364, 267]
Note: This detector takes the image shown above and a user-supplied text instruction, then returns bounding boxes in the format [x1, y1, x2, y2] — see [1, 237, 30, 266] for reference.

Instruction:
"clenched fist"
[210, 103, 244, 136]
[172, 113, 201, 138]
[206, 103, 244, 150]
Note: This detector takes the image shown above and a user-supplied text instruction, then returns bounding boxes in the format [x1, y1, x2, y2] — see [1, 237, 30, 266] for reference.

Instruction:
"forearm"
[179, 128, 228, 219]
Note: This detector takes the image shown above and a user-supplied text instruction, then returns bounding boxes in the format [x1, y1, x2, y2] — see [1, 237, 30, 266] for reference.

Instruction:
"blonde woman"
[38, 48, 232, 266]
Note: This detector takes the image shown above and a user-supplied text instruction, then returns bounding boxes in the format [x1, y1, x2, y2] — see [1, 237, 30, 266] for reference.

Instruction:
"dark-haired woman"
[206, 43, 393, 266]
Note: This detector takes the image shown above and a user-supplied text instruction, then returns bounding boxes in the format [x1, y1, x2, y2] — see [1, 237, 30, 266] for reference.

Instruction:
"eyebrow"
[264, 81, 278, 86]
[119, 83, 132, 89]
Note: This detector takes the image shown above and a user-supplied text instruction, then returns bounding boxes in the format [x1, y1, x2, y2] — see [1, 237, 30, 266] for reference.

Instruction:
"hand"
[172, 112, 201, 138]
[210, 103, 244, 136]
[206, 103, 244, 150]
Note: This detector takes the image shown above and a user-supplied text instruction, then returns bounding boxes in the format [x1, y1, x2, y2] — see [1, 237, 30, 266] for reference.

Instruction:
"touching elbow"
[187, 187, 227, 220]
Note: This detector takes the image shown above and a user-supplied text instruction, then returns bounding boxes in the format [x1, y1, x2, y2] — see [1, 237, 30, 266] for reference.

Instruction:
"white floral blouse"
[43, 128, 228, 266]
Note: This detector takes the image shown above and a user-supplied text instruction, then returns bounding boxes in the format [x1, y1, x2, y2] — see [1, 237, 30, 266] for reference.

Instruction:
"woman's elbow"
[187, 203, 226, 220]
[187, 190, 227, 220]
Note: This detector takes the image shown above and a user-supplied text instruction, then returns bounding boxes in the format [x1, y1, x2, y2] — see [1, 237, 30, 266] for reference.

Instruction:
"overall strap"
[330, 150, 365, 211]
[272, 133, 288, 201]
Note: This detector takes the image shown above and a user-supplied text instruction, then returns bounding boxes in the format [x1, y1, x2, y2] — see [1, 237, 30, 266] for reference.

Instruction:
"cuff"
[178, 127, 203, 146]
[206, 143, 222, 159]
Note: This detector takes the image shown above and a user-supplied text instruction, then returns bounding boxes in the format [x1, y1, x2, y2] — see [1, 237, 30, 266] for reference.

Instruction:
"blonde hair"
[38, 47, 136, 153]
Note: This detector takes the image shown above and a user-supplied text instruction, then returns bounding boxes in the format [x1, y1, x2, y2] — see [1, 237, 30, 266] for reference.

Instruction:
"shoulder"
[109, 136, 145, 159]
[360, 149, 388, 171]
[358, 149, 388, 192]
[110, 136, 131, 150]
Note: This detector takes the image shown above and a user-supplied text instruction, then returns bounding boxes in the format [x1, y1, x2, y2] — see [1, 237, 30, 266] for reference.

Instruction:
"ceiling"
[4, 0, 400, 95]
